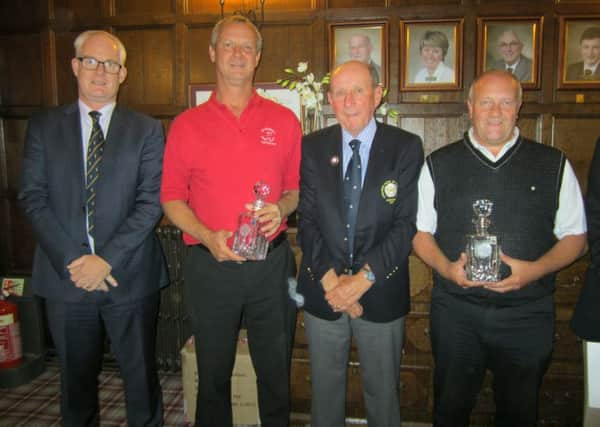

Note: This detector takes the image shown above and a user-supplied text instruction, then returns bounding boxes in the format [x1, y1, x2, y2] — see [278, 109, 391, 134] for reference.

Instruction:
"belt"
[196, 231, 287, 255]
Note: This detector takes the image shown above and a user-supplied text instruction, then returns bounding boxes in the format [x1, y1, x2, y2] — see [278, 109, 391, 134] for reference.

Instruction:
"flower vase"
[301, 106, 323, 134]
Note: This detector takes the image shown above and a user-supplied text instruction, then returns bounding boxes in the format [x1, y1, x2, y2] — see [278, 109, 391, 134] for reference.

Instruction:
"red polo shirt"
[161, 90, 302, 246]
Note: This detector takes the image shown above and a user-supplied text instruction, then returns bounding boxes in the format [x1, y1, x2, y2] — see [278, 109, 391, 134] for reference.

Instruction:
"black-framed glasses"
[77, 56, 122, 74]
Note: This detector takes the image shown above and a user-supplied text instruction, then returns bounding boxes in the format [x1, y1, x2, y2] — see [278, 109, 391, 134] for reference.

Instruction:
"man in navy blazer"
[297, 61, 423, 427]
[18, 30, 167, 426]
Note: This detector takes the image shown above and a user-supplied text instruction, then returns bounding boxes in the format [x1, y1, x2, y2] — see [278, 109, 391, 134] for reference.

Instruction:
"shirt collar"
[78, 100, 116, 133]
[467, 126, 520, 162]
[342, 117, 377, 149]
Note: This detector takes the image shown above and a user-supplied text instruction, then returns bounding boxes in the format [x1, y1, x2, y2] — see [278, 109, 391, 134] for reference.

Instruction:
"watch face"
[364, 270, 375, 282]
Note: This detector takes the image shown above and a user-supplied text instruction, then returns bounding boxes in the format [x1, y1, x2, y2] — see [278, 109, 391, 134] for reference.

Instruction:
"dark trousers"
[45, 292, 163, 427]
[183, 241, 297, 427]
[430, 288, 554, 427]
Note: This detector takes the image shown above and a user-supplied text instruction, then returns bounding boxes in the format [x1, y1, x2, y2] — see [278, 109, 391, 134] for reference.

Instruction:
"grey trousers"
[304, 311, 405, 427]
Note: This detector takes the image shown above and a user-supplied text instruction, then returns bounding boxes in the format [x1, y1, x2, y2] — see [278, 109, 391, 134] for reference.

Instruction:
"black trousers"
[430, 288, 554, 427]
[183, 241, 297, 427]
[45, 292, 163, 427]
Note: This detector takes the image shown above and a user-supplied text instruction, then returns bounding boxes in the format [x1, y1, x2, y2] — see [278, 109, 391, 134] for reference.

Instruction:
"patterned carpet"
[0, 358, 189, 426]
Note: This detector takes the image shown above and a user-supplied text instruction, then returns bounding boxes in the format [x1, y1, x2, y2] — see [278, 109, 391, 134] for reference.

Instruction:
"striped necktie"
[86, 111, 105, 237]
[344, 139, 362, 264]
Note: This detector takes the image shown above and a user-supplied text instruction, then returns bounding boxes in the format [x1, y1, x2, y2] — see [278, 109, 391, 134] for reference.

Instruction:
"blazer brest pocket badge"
[380, 180, 398, 205]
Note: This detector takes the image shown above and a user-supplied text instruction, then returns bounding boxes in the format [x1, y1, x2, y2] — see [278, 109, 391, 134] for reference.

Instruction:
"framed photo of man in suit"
[477, 17, 542, 89]
[328, 21, 388, 87]
[400, 19, 463, 91]
[558, 16, 600, 88]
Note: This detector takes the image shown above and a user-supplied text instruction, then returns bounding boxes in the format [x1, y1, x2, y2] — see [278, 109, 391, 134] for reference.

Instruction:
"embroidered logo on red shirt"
[260, 127, 277, 146]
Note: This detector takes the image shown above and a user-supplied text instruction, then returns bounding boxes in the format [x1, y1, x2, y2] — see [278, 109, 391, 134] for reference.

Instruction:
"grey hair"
[210, 15, 263, 53]
[74, 30, 127, 65]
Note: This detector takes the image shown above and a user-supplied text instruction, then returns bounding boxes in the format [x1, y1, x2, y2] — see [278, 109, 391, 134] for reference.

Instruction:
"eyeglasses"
[77, 56, 122, 74]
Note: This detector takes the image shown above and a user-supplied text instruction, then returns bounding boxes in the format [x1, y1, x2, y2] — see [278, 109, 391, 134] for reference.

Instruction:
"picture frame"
[188, 83, 301, 121]
[328, 20, 389, 87]
[477, 16, 542, 89]
[558, 16, 600, 89]
[400, 19, 463, 91]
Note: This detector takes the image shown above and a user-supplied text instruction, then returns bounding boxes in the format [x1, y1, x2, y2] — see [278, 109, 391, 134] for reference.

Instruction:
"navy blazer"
[18, 103, 168, 302]
[297, 122, 423, 323]
[571, 137, 600, 342]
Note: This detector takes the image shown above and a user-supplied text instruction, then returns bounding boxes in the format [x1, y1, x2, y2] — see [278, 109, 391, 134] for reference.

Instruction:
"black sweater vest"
[428, 135, 566, 306]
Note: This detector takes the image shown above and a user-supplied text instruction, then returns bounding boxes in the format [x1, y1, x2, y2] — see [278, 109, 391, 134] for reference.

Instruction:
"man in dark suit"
[19, 30, 167, 426]
[297, 60, 423, 427]
[566, 27, 600, 81]
[571, 137, 600, 427]
[489, 30, 533, 82]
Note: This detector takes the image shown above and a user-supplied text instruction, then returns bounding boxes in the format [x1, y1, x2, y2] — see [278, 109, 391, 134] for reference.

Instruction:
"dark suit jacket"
[297, 122, 423, 323]
[490, 55, 533, 82]
[571, 138, 600, 341]
[566, 61, 600, 81]
[19, 103, 168, 303]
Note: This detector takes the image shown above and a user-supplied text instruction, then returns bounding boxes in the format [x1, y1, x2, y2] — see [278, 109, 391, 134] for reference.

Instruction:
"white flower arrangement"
[277, 61, 330, 114]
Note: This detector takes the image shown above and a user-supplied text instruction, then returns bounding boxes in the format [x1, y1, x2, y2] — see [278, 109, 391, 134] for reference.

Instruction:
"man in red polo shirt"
[160, 15, 301, 427]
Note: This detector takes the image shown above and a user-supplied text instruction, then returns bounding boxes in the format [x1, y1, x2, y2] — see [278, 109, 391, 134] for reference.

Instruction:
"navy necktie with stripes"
[86, 111, 105, 237]
[344, 139, 362, 264]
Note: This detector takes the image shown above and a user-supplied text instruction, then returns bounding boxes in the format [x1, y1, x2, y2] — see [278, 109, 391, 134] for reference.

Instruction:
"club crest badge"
[380, 180, 398, 204]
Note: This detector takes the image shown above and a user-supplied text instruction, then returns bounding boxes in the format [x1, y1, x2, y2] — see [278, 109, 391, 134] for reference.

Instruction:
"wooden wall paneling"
[0, 1, 45, 33]
[53, 0, 107, 20]
[174, 23, 188, 107]
[403, 313, 433, 366]
[188, 26, 216, 84]
[398, 115, 469, 156]
[115, 0, 176, 15]
[327, 0, 386, 8]
[399, 367, 432, 422]
[516, 114, 539, 141]
[408, 255, 433, 313]
[41, 30, 59, 107]
[55, 32, 80, 106]
[1, 118, 34, 273]
[186, 0, 312, 15]
[257, 23, 316, 82]
[552, 116, 600, 192]
[116, 27, 176, 106]
[0, 34, 45, 107]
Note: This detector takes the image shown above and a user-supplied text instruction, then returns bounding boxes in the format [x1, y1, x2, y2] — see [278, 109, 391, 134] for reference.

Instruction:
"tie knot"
[349, 139, 361, 152]
[89, 110, 101, 124]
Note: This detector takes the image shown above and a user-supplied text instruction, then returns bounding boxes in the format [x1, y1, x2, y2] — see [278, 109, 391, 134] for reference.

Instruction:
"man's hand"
[325, 273, 371, 313]
[320, 268, 363, 319]
[246, 202, 283, 238]
[442, 253, 486, 289]
[484, 252, 538, 293]
[203, 229, 246, 262]
[67, 255, 117, 292]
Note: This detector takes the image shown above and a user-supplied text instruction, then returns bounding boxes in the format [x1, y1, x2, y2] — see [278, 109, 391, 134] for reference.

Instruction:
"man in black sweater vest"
[413, 70, 587, 426]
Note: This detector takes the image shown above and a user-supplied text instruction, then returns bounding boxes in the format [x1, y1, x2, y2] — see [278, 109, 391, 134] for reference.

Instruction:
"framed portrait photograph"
[478, 17, 542, 89]
[188, 83, 214, 107]
[558, 16, 600, 88]
[188, 83, 301, 120]
[328, 21, 388, 87]
[400, 19, 463, 91]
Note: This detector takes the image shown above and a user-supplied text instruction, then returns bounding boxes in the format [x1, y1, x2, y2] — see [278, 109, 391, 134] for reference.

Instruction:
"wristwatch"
[361, 266, 376, 283]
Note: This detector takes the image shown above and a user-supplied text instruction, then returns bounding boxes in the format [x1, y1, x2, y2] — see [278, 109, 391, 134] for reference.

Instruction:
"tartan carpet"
[0, 358, 189, 427]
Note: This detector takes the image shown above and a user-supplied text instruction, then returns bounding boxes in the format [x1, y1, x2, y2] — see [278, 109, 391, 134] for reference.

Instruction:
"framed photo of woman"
[400, 19, 463, 91]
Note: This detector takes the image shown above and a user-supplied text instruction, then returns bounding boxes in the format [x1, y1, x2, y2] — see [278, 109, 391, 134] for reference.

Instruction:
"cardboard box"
[181, 330, 260, 425]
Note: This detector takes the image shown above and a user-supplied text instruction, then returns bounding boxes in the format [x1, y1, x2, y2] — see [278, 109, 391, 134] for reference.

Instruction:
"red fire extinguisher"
[0, 296, 23, 369]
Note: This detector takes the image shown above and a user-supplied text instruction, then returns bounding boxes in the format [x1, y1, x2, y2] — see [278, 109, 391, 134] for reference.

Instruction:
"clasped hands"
[67, 254, 118, 292]
[203, 202, 283, 263]
[321, 268, 369, 319]
[447, 251, 537, 293]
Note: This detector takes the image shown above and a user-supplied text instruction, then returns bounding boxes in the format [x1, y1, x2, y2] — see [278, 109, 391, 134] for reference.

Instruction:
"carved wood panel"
[0, 34, 44, 106]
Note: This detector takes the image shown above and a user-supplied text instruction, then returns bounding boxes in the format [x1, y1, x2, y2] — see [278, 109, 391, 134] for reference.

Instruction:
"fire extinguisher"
[0, 296, 23, 369]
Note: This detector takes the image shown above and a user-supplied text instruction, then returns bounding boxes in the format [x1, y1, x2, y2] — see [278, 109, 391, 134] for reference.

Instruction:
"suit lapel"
[358, 123, 385, 221]
[61, 104, 86, 202]
[97, 106, 125, 199]
[329, 126, 346, 222]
